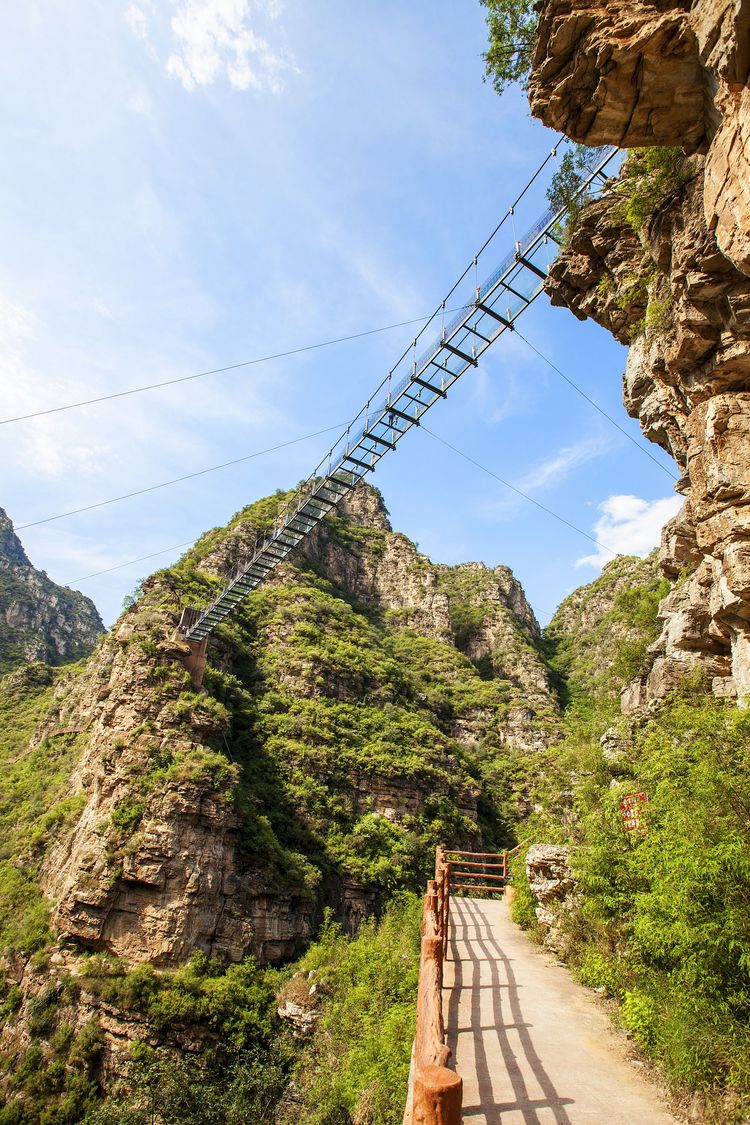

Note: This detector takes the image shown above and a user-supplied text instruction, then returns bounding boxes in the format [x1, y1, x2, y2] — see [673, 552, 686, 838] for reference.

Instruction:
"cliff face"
[546, 552, 665, 705]
[8, 484, 557, 979]
[529, 1, 750, 705]
[0, 508, 104, 673]
[528, 0, 750, 276]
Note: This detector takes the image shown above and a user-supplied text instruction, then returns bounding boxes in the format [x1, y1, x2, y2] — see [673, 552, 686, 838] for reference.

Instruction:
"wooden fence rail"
[404, 845, 509, 1125]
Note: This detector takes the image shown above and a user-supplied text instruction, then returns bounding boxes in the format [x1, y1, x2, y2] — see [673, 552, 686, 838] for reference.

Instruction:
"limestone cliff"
[528, 0, 750, 705]
[528, 0, 750, 276]
[546, 552, 666, 705]
[4, 484, 556, 982]
[0, 507, 103, 673]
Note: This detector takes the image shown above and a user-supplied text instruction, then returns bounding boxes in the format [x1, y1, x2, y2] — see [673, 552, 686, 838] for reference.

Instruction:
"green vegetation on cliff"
[515, 557, 750, 1116]
[292, 894, 421, 1125]
[125, 490, 540, 898]
[480, 0, 536, 92]
[615, 147, 694, 235]
[0, 509, 103, 675]
[41, 895, 421, 1125]
[0, 663, 88, 958]
[545, 551, 667, 708]
[1, 486, 546, 1123]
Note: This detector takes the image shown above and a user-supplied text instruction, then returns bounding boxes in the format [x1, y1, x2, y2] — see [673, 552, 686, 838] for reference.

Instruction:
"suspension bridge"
[176, 144, 619, 676]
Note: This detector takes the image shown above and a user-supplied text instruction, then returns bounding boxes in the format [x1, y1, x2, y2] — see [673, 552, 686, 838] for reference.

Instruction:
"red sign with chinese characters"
[620, 791, 648, 834]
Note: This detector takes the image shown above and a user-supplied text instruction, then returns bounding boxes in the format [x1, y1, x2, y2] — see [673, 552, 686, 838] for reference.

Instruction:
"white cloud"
[0, 293, 36, 358]
[126, 0, 294, 94]
[576, 493, 683, 569]
[519, 436, 608, 493]
[476, 434, 610, 523]
[124, 2, 152, 41]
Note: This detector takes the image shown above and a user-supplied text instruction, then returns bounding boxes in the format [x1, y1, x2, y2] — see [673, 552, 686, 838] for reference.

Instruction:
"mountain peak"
[338, 483, 392, 532]
[0, 505, 104, 673]
[0, 506, 31, 570]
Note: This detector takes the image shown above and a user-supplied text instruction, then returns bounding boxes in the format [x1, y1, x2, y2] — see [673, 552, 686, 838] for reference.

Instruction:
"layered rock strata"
[530, 1, 750, 704]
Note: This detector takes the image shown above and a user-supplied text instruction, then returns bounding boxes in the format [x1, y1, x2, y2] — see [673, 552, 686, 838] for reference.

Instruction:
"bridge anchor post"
[176, 608, 208, 689]
[183, 637, 208, 689]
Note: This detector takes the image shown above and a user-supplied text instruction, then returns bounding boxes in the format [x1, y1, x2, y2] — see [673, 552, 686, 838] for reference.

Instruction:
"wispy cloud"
[127, 87, 154, 116]
[518, 436, 609, 493]
[475, 433, 610, 524]
[126, 0, 295, 94]
[471, 365, 531, 425]
[0, 293, 36, 359]
[124, 1, 152, 43]
[577, 493, 683, 569]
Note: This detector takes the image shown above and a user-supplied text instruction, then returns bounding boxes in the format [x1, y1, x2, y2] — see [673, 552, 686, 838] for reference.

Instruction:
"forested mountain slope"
[0, 482, 560, 1119]
[0, 508, 103, 674]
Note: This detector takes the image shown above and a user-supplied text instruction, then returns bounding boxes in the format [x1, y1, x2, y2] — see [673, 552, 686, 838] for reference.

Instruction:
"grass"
[0, 663, 89, 957]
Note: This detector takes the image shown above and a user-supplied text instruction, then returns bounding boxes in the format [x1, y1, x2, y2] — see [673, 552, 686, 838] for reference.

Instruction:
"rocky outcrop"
[528, 0, 750, 276]
[304, 487, 558, 750]
[0, 482, 563, 1107]
[0, 507, 103, 672]
[531, 3, 750, 705]
[34, 616, 317, 968]
[545, 166, 750, 704]
[303, 487, 452, 641]
[525, 844, 576, 953]
[277, 971, 322, 1038]
[547, 553, 665, 703]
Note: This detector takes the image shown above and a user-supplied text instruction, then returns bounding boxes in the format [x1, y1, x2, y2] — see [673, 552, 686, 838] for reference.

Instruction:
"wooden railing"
[404, 846, 509, 1125]
[445, 849, 507, 896]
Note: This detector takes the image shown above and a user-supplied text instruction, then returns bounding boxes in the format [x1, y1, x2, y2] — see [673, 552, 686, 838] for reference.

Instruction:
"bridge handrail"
[405, 846, 510, 1124]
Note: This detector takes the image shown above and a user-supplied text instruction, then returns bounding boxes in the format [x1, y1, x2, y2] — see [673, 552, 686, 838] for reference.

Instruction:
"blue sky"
[1, 0, 679, 628]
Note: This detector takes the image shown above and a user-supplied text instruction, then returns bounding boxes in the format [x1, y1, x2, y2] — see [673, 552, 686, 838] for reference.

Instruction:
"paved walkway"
[444, 897, 681, 1124]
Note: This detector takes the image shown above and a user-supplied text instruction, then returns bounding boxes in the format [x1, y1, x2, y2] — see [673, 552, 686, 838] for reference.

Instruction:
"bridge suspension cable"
[0, 314, 456, 427]
[513, 330, 678, 482]
[178, 145, 620, 646]
[16, 423, 347, 531]
[420, 425, 619, 559]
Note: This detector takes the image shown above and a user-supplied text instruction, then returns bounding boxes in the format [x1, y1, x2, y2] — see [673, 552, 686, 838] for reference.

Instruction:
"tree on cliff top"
[480, 0, 537, 92]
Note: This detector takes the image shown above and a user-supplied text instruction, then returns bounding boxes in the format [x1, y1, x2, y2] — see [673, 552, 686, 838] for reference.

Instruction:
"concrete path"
[444, 897, 681, 1124]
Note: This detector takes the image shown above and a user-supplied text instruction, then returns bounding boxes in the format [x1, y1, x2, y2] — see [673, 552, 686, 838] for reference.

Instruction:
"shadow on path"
[446, 897, 574, 1123]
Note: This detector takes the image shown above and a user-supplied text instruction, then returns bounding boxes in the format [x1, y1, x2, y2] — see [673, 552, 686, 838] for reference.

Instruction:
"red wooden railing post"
[404, 846, 462, 1125]
[413, 1066, 462, 1125]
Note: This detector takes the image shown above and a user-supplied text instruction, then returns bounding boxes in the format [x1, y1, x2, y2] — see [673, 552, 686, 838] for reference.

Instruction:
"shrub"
[621, 990, 658, 1050]
[480, 0, 537, 92]
[546, 143, 609, 242]
[27, 984, 59, 1038]
[616, 147, 693, 234]
[508, 853, 540, 934]
[109, 798, 146, 837]
[293, 896, 422, 1125]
